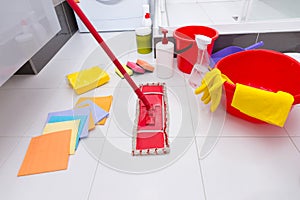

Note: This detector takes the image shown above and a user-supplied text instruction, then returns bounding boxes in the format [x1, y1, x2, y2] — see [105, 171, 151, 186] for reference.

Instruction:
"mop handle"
[67, 0, 150, 110]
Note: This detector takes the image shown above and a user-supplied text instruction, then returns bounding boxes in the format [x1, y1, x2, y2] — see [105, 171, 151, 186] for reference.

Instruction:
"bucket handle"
[175, 43, 193, 55]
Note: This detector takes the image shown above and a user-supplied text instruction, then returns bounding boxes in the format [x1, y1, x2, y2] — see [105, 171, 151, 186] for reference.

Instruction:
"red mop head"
[132, 83, 170, 156]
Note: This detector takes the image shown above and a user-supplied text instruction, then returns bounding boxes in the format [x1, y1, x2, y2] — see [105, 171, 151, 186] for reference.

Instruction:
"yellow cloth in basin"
[67, 66, 110, 95]
[231, 83, 294, 127]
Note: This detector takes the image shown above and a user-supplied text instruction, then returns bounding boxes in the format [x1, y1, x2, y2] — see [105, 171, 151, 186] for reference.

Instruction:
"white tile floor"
[1, 31, 300, 200]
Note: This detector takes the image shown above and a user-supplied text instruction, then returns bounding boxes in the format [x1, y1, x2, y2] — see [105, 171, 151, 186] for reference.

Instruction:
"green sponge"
[115, 64, 133, 78]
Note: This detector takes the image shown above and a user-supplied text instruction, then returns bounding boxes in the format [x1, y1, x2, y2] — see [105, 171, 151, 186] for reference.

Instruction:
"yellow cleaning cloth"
[66, 66, 110, 95]
[195, 69, 233, 112]
[231, 83, 294, 127]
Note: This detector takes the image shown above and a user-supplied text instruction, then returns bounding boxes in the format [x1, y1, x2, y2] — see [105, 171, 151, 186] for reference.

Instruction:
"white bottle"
[156, 29, 174, 79]
[188, 35, 212, 88]
[142, 4, 152, 28]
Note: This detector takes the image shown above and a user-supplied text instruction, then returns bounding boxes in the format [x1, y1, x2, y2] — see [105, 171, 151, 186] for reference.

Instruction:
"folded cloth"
[76, 96, 113, 125]
[231, 83, 294, 127]
[66, 66, 110, 95]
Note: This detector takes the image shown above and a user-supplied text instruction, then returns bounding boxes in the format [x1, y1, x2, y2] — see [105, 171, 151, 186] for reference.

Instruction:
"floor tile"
[284, 106, 300, 136]
[21, 89, 75, 137]
[88, 137, 205, 200]
[197, 137, 300, 200]
[185, 83, 218, 136]
[0, 89, 61, 136]
[98, 137, 195, 173]
[0, 137, 101, 200]
[0, 137, 21, 167]
[221, 111, 288, 137]
[290, 137, 300, 153]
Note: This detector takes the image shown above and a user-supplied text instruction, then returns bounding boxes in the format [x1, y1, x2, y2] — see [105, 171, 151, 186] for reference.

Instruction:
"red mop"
[67, 0, 169, 156]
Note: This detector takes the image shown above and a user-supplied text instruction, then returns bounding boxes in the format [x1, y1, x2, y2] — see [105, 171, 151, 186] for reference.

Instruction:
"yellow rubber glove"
[195, 69, 232, 112]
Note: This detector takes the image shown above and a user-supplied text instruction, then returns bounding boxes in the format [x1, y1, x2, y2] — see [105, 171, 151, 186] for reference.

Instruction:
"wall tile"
[257, 32, 300, 53]
[212, 33, 259, 53]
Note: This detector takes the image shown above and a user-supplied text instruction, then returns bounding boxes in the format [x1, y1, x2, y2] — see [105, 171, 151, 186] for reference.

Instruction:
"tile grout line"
[86, 137, 108, 200]
[288, 136, 300, 153]
[284, 126, 300, 153]
[194, 137, 208, 200]
[0, 136, 23, 170]
[86, 79, 117, 199]
[182, 73, 208, 199]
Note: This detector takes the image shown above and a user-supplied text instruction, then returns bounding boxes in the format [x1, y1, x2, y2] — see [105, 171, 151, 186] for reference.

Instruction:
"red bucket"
[216, 49, 300, 123]
[173, 26, 219, 74]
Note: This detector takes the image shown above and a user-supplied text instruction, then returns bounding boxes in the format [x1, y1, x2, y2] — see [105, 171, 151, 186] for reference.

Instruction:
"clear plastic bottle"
[188, 35, 212, 88]
[142, 4, 152, 28]
[156, 29, 174, 79]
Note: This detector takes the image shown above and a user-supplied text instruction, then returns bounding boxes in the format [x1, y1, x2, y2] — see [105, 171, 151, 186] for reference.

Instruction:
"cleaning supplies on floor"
[76, 99, 109, 124]
[114, 60, 154, 79]
[136, 59, 155, 72]
[18, 95, 113, 176]
[132, 83, 170, 156]
[135, 27, 152, 54]
[66, 66, 110, 95]
[231, 84, 294, 127]
[211, 41, 264, 65]
[47, 115, 88, 149]
[18, 130, 71, 177]
[115, 64, 133, 78]
[155, 28, 174, 79]
[195, 68, 230, 112]
[68, 0, 169, 158]
[126, 61, 145, 74]
[196, 68, 294, 127]
[42, 120, 80, 155]
[134, 3, 152, 54]
[189, 35, 212, 88]
[75, 96, 113, 125]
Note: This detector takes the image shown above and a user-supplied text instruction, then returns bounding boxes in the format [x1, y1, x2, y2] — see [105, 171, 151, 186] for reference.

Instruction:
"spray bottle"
[188, 35, 212, 88]
[156, 28, 174, 78]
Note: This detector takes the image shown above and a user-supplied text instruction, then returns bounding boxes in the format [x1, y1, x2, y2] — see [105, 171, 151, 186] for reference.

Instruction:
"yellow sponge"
[66, 66, 110, 95]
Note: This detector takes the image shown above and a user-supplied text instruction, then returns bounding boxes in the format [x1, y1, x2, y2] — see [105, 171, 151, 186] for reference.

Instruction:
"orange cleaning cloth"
[18, 130, 71, 176]
[76, 96, 113, 125]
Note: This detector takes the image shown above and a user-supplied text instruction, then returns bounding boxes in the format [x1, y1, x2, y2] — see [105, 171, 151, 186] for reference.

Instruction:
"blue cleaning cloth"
[76, 99, 109, 124]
